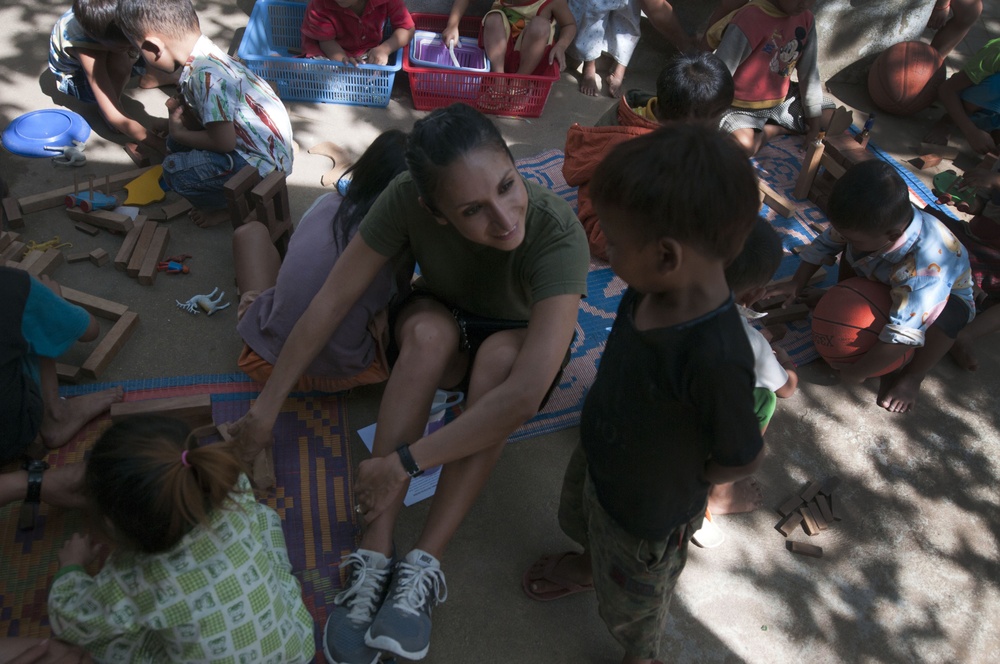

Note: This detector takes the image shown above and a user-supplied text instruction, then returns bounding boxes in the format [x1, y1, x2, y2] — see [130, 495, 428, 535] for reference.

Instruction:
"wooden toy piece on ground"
[137, 226, 171, 286]
[0, 232, 26, 264]
[224, 165, 261, 227]
[74, 221, 101, 236]
[794, 132, 826, 199]
[775, 510, 804, 537]
[58, 286, 138, 380]
[13, 248, 64, 277]
[123, 165, 166, 205]
[110, 394, 213, 428]
[16, 167, 149, 215]
[127, 222, 159, 278]
[2, 197, 23, 229]
[66, 209, 133, 234]
[89, 248, 109, 267]
[307, 141, 354, 188]
[759, 181, 795, 217]
[66, 252, 91, 264]
[114, 220, 144, 271]
[250, 170, 293, 256]
[827, 106, 855, 137]
[147, 197, 193, 221]
[55, 363, 81, 383]
[65, 175, 118, 213]
[909, 154, 943, 170]
[786, 540, 823, 558]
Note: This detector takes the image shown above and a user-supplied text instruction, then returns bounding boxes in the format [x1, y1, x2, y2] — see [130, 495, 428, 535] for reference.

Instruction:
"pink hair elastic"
[181, 450, 191, 468]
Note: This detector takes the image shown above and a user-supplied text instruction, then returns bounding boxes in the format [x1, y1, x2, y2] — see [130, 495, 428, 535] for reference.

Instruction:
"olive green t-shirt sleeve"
[522, 183, 590, 304]
[358, 171, 424, 258]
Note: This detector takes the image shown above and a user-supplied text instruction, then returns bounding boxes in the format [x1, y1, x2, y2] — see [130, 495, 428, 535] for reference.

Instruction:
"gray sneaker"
[365, 549, 448, 660]
[323, 549, 394, 664]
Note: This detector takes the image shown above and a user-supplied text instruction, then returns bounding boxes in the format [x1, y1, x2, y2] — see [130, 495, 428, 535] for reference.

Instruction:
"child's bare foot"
[949, 338, 979, 371]
[579, 71, 600, 96]
[606, 71, 624, 98]
[522, 551, 594, 600]
[190, 208, 230, 228]
[877, 371, 923, 413]
[708, 477, 764, 515]
[38, 387, 124, 450]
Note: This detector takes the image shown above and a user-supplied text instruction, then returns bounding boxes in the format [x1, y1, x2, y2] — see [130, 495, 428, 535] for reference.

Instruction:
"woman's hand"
[58, 533, 102, 569]
[355, 454, 409, 524]
[228, 411, 274, 465]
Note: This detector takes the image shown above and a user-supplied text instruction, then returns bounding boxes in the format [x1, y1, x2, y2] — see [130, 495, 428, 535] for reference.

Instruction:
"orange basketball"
[867, 41, 944, 116]
[811, 278, 913, 376]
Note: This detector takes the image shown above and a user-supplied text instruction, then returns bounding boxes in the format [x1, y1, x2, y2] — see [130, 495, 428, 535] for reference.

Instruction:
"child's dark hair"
[116, 0, 199, 43]
[656, 52, 734, 122]
[725, 216, 784, 295]
[828, 161, 911, 234]
[73, 0, 127, 44]
[85, 416, 244, 554]
[405, 103, 513, 216]
[335, 130, 408, 244]
[590, 124, 759, 262]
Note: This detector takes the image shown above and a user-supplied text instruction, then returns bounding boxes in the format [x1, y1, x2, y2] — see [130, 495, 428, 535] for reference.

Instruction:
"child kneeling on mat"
[767, 160, 976, 413]
[116, 0, 293, 228]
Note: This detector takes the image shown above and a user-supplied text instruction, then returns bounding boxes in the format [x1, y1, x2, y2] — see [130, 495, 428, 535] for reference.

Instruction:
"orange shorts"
[237, 290, 391, 393]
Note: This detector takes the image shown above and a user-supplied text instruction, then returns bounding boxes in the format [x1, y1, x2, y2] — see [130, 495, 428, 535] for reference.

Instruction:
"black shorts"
[388, 290, 572, 412]
[932, 294, 973, 339]
[0, 360, 43, 465]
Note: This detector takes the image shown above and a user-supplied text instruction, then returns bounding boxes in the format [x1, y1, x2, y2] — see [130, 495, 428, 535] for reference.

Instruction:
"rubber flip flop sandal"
[522, 551, 594, 601]
[691, 510, 725, 549]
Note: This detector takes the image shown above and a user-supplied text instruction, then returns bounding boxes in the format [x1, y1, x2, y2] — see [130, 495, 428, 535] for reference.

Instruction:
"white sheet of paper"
[357, 423, 442, 506]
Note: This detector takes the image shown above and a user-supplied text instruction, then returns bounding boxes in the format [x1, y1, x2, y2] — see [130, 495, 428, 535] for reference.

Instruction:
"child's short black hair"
[828, 160, 912, 234]
[73, 0, 127, 44]
[656, 52, 734, 122]
[591, 124, 759, 263]
[725, 216, 783, 295]
[116, 0, 199, 43]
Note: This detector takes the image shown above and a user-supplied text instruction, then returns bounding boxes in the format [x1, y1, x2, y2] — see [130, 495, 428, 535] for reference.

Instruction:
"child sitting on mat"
[925, 36, 1000, 155]
[49, 0, 170, 155]
[116, 0, 294, 228]
[767, 160, 975, 413]
[300, 0, 415, 66]
[708, 0, 834, 155]
[524, 125, 764, 664]
[444, 0, 577, 75]
[693, 217, 799, 547]
[48, 416, 315, 663]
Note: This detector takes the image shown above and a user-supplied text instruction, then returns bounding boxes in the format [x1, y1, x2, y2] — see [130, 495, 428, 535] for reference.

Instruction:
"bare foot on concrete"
[949, 338, 979, 371]
[877, 372, 923, 413]
[708, 477, 764, 515]
[39, 387, 124, 450]
[190, 208, 230, 228]
[606, 71, 624, 98]
[579, 70, 600, 97]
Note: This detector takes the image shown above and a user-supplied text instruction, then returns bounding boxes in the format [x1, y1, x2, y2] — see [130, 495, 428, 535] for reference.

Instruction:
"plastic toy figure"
[176, 288, 230, 315]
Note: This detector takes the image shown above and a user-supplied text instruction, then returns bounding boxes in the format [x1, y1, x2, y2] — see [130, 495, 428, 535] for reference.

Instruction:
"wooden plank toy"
[66, 209, 133, 234]
[137, 226, 171, 286]
[89, 248, 109, 267]
[127, 222, 159, 278]
[2, 197, 23, 229]
[17, 167, 149, 214]
[786, 541, 823, 558]
[81, 311, 139, 379]
[110, 394, 213, 428]
[114, 223, 143, 271]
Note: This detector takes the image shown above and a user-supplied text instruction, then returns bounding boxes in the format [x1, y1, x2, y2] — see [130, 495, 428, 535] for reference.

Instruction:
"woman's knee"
[396, 312, 461, 364]
[232, 221, 270, 246]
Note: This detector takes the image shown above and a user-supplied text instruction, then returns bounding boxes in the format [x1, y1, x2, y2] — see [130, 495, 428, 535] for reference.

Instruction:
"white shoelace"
[389, 562, 448, 616]
[334, 552, 392, 623]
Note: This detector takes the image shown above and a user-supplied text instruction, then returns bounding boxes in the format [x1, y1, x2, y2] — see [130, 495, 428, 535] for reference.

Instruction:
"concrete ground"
[2, 1, 999, 662]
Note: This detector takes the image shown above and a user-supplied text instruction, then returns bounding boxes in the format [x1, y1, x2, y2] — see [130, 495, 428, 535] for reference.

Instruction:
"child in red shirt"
[301, 0, 414, 66]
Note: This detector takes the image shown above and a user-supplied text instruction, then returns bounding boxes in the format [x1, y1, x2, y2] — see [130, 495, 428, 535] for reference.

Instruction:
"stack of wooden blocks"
[798, 134, 878, 213]
[1, 232, 64, 277]
[774, 476, 843, 559]
[114, 218, 171, 286]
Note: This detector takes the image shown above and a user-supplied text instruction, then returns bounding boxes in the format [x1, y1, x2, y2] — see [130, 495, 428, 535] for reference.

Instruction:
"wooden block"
[26, 249, 64, 277]
[17, 249, 44, 271]
[0, 240, 26, 264]
[800, 479, 823, 502]
[794, 138, 826, 199]
[799, 506, 820, 536]
[0, 232, 11, 252]
[2, 197, 23, 229]
[910, 154, 942, 170]
[74, 222, 101, 237]
[786, 540, 823, 558]
[89, 248, 109, 267]
[808, 501, 828, 531]
[67, 252, 91, 264]
[81, 311, 139, 379]
[775, 511, 804, 537]
[127, 222, 159, 278]
[148, 198, 193, 221]
[137, 226, 171, 286]
[777, 493, 805, 517]
[830, 494, 843, 521]
[110, 394, 213, 428]
[224, 165, 262, 226]
[763, 303, 810, 324]
[55, 363, 81, 383]
[815, 494, 834, 523]
[114, 223, 143, 271]
[759, 181, 795, 217]
[61, 286, 128, 320]
[66, 209, 133, 234]
[827, 106, 854, 136]
[17, 167, 150, 214]
[819, 153, 847, 179]
[819, 475, 841, 497]
[919, 141, 960, 160]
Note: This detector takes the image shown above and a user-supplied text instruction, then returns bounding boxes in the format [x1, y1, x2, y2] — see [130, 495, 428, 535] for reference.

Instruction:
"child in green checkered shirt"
[48, 416, 315, 664]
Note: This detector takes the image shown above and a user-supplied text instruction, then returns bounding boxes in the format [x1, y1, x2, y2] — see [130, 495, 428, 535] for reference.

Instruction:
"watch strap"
[396, 444, 423, 478]
[18, 459, 49, 531]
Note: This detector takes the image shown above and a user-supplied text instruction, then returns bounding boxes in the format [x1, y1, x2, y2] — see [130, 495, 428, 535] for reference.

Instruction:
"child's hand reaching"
[548, 43, 567, 70]
[959, 168, 1000, 193]
[366, 44, 391, 66]
[762, 280, 802, 309]
[58, 533, 103, 569]
[963, 127, 998, 155]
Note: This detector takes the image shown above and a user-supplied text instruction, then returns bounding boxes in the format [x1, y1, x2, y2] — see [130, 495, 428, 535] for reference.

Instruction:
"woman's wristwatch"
[396, 443, 423, 478]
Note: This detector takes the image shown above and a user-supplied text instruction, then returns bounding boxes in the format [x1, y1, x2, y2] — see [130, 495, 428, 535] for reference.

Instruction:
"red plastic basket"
[404, 13, 559, 118]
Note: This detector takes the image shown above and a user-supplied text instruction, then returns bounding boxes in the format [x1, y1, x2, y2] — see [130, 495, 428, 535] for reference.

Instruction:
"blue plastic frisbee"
[2, 109, 91, 158]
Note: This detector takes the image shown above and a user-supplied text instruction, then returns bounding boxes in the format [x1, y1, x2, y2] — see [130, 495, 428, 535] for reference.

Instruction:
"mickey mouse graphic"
[770, 26, 807, 77]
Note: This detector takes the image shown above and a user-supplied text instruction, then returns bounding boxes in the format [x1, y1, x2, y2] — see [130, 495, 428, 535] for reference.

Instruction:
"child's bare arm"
[939, 71, 997, 154]
[703, 446, 764, 485]
[640, 0, 695, 53]
[75, 48, 157, 145]
[443, 0, 472, 47]
[546, 0, 577, 70]
[318, 38, 365, 66]
[369, 26, 415, 66]
[833, 340, 912, 384]
[772, 345, 798, 398]
[764, 260, 821, 307]
[167, 97, 237, 153]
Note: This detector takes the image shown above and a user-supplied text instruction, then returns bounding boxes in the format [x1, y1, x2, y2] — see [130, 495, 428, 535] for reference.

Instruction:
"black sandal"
[18, 459, 49, 531]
